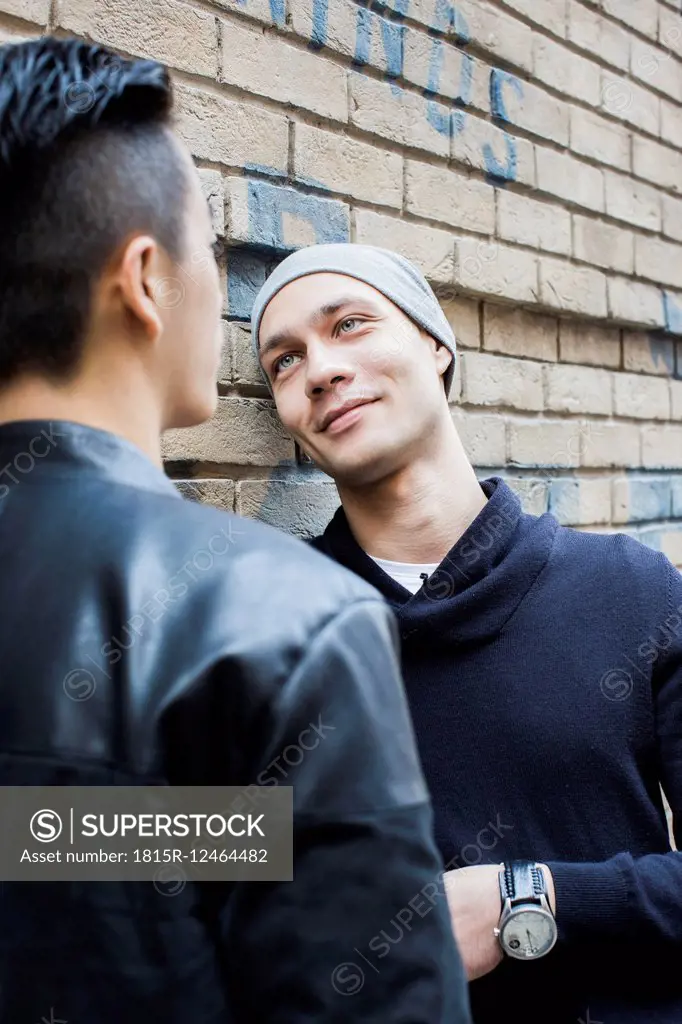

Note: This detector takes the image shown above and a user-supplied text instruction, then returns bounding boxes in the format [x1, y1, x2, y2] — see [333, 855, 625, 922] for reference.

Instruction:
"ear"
[114, 235, 166, 344]
[435, 341, 454, 378]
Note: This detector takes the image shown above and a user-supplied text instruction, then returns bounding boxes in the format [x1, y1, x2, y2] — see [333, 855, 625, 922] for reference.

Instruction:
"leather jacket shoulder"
[0, 420, 470, 1024]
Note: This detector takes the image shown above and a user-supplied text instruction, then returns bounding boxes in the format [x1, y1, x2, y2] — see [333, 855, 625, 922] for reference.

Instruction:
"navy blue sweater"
[311, 477, 682, 1024]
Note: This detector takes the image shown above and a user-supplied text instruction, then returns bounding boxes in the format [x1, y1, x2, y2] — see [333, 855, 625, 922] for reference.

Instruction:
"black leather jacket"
[0, 420, 470, 1024]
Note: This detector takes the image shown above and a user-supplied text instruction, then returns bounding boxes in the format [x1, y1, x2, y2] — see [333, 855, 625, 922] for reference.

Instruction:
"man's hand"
[443, 863, 556, 982]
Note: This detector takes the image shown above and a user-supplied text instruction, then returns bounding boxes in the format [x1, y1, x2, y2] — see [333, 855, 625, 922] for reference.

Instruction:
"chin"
[169, 391, 219, 430]
[321, 449, 394, 489]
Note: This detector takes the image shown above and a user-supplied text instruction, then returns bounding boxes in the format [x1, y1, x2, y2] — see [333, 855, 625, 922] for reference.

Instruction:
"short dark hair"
[0, 37, 189, 383]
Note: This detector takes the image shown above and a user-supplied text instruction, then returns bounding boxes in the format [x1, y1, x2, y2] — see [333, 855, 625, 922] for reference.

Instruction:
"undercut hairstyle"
[0, 37, 189, 383]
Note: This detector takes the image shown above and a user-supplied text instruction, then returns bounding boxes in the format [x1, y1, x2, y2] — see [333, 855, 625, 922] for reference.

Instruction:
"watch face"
[500, 906, 557, 960]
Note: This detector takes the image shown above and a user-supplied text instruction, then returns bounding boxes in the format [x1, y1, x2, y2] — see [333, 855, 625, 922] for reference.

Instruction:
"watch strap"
[499, 860, 545, 906]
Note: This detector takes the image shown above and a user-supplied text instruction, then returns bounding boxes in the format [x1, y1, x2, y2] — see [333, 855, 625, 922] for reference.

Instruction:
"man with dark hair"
[0, 40, 470, 1024]
[252, 242, 682, 1024]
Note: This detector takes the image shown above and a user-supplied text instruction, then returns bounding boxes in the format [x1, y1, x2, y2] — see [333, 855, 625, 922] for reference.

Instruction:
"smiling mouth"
[323, 399, 379, 434]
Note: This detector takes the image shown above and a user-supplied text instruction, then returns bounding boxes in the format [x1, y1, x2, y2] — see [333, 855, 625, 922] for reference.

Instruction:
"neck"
[337, 416, 487, 563]
[0, 361, 163, 467]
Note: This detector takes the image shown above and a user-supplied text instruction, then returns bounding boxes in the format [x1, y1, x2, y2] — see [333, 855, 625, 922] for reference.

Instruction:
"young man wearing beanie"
[251, 242, 682, 1024]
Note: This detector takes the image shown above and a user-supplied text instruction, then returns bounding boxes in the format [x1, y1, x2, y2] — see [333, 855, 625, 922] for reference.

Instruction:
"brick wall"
[5, 0, 682, 561]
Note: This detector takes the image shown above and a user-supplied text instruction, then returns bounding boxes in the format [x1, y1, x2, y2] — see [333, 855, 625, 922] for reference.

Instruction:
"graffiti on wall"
[227, 0, 524, 318]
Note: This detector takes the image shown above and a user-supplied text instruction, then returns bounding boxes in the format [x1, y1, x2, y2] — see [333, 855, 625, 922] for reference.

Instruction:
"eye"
[338, 317, 362, 334]
[273, 352, 301, 377]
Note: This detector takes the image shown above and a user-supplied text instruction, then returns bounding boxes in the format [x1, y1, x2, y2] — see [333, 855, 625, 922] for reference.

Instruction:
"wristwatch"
[493, 860, 558, 960]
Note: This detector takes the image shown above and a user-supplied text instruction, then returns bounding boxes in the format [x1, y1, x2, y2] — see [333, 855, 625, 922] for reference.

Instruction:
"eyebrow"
[258, 296, 383, 362]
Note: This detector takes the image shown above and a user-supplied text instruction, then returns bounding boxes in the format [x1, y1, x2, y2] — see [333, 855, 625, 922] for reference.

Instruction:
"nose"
[304, 342, 356, 399]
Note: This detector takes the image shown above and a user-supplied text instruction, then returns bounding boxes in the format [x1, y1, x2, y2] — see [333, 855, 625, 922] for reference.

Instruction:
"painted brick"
[291, 0, 396, 75]
[450, 356, 464, 404]
[0, 23, 36, 43]
[404, 160, 496, 234]
[634, 136, 682, 194]
[227, 322, 269, 390]
[483, 306, 558, 362]
[491, 71, 570, 147]
[494, 0, 567, 38]
[602, 0, 658, 40]
[661, 100, 682, 154]
[226, 250, 270, 321]
[608, 277, 665, 328]
[567, 3, 630, 71]
[349, 72, 449, 158]
[441, 296, 481, 350]
[670, 379, 682, 420]
[581, 422, 641, 468]
[469, 55, 494, 114]
[614, 372, 671, 420]
[220, 20, 347, 121]
[455, 238, 539, 303]
[569, 107, 631, 172]
[539, 258, 608, 318]
[354, 209, 455, 283]
[545, 364, 612, 416]
[199, 170, 226, 239]
[533, 36, 601, 107]
[603, 171, 661, 232]
[664, 292, 682, 336]
[295, 125, 403, 209]
[623, 332, 675, 375]
[509, 420, 582, 468]
[174, 85, 288, 173]
[662, 194, 682, 243]
[458, 0, 534, 72]
[573, 215, 635, 275]
[0, 0, 48, 21]
[671, 476, 682, 516]
[613, 476, 672, 523]
[631, 39, 682, 104]
[175, 479, 236, 513]
[659, 5, 682, 60]
[226, 178, 350, 251]
[536, 147, 604, 213]
[404, 0, 471, 39]
[213, 0, 282, 25]
[163, 398, 295, 465]
[497, 190, 571, 256]
[600, 72, 660, 135]
[559, 322, 621, 369]
[503, 476, 550, 515]
[452, 115, 535, 187]
[461, 352, 544, 411]
[660, 529, 682, 566]
[451, 409, 507, 466]
[642, 425, 682, 469]
[58, 0, 218, 77]
[217, 321, 232, 384]
[636, 235, 682, 290]
[236, 478, 340, 538]
[403, 31, 475, 104]
[633, 525, 663, 552]
[549, 477, 612, 525]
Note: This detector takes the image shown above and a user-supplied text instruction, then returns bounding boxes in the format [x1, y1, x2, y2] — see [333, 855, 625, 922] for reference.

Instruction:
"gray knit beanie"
[250, 243, 457, 394]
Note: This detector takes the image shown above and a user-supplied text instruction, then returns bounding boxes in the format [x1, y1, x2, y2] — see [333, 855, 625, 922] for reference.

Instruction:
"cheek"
[276, 386, 308, 435]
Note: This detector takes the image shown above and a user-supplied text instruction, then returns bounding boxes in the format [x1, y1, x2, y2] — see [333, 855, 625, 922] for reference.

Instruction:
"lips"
[319, 397, 378, 433]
